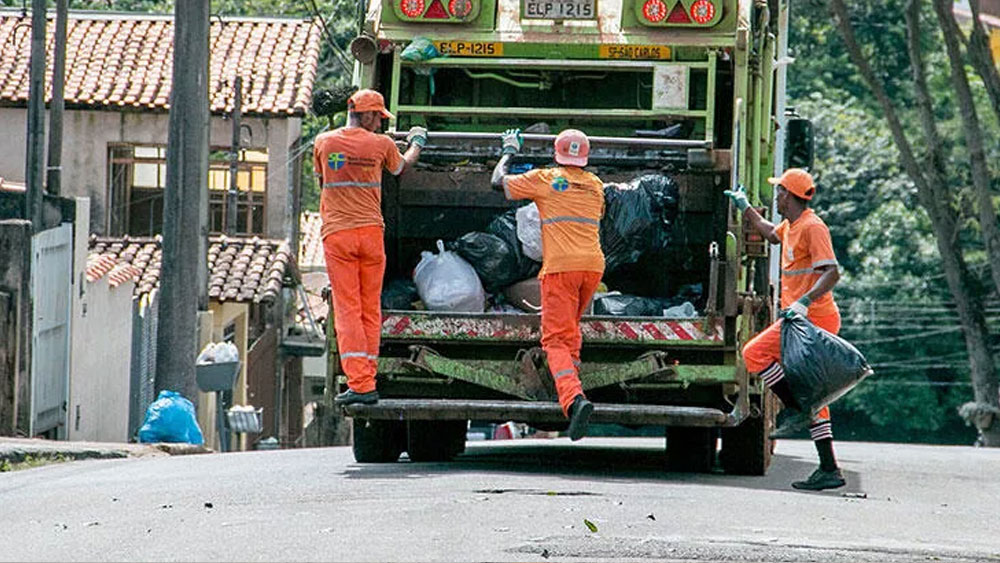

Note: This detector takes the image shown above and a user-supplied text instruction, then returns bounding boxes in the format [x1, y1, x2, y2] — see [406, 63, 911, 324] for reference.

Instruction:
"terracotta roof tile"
[87, 233, 294, 303]
[0, 11, 321, 116]
[298, 211, 324, 272]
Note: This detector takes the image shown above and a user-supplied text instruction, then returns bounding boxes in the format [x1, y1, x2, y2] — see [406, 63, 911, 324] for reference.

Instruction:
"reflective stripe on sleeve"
[323, 181, 380, 189]
[391, 161, 404, 175]
[503, 176, 512, 200]
[812, 259, 839, 269]
[553, 368, 576, 379]
[339, 351, 369, 359]
[782, 267, 816, 277]
[540, 216, 600, 227]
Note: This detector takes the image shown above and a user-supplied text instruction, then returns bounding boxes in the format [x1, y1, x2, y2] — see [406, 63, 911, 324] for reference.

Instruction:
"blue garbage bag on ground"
[780, 313, 873, 414]
[138, 390, 205, 445]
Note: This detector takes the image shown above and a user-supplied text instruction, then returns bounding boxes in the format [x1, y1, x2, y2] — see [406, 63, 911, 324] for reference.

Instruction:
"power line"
[850, 326, 964, 344]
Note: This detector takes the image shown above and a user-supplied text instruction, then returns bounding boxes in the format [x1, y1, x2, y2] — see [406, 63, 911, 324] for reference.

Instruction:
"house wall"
[67, 276, 135, 442]
[202, 301, 249, 451]
[0, 108, 302, 239]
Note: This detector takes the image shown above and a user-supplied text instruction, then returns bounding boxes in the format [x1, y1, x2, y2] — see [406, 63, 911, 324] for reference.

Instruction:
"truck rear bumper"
[343, 399, 745, 427]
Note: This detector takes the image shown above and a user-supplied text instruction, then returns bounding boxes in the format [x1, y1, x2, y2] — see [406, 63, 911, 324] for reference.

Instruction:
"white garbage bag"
[516, 203, 543, 262]
[414, 240, 487, 312]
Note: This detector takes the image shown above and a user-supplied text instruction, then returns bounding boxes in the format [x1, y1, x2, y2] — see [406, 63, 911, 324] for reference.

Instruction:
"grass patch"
[0, 453, 72, 472]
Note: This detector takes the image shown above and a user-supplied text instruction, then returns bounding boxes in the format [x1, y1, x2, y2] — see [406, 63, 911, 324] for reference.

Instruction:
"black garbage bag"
[381, 278, 419, 310]
[448, 232, 524, 294]
[485, 209, 541, 283]
[600, 174, 680, 274]
[593, 294, 671, 317]
[780, 313, 873, 413]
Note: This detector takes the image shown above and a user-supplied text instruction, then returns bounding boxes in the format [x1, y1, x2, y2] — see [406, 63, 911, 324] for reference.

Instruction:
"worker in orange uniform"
[314, 89, 426, 406]
[491, 128, 605, 441]
[724, 168, 845, 491]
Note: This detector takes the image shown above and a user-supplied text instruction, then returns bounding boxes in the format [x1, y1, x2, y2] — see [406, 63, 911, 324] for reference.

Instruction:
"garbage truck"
[326, 0, 813, 474]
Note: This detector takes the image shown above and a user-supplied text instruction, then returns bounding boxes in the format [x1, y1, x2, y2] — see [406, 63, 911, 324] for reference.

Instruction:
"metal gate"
[30, 223, 73, 437]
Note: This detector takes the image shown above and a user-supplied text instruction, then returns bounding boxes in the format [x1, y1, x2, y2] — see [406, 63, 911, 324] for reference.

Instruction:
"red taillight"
[400, 0, 424, 17]
[666, 2, 690, 23]
[424, 0, 449, 18]
[690, 0, 715, 24]
[448, 0, 473, 18]
[642, 0, 667, 22]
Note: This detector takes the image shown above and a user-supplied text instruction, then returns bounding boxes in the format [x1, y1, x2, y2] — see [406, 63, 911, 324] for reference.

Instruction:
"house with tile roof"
[0, 9, 321, 241]
[84, 233, 305, 449]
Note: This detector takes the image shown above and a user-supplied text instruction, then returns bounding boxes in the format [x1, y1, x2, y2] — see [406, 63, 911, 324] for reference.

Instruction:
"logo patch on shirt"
[551, 176, 569, 192]
[328, 153, 347, 171]
[786, 247, 794, 261]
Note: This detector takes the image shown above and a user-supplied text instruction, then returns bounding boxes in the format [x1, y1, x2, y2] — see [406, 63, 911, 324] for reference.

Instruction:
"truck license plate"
[523, 0, 596, 19]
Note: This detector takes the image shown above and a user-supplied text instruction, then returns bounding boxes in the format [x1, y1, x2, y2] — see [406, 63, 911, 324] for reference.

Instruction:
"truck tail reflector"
[642, 0, 667, 22]
[690, 0, 715, 24]
[666, 2, 690, 23]
[424, 0, 449, 18]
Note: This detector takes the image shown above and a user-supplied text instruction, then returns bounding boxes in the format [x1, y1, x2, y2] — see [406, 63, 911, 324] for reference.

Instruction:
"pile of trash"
[386, 172, 694, 317]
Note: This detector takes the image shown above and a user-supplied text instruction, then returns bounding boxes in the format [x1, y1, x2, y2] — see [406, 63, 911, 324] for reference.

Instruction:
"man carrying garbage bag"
[314, 89, 427, 406]
[725, 168, 846, 491]
[491, 128, 605, 441]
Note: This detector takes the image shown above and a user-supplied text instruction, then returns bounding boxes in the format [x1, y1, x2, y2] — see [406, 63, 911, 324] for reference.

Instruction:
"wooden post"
[226, 76, 242, 236]
[25, 0, 47, 227]
[156, 2, 209, 403]
[46, 0, 68, 197]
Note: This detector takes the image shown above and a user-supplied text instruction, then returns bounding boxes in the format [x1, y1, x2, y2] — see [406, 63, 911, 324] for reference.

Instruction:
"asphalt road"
[1, 438, 998, 562]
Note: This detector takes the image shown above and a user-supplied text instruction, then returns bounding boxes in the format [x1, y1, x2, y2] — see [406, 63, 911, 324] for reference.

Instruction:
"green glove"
[501, 128, 523, 155]
[782, 296, 812, 319]
[723, 184, 750, 213]
[406, 126, 428, 147]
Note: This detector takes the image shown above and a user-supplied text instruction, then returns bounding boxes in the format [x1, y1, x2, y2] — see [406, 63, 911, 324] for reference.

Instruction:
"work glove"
[406, 126, 428, 147]
[501, 128, 523, 155]
[723, 184, 750, 213]
[782, 296, 812, 319]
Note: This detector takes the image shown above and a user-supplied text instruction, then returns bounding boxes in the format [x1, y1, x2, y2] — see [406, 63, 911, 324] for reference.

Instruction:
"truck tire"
[352, 419, 405, 463]
[406, 420, 467, 462]
[665, 427, 717, 473]
[719, 393, 776, 475]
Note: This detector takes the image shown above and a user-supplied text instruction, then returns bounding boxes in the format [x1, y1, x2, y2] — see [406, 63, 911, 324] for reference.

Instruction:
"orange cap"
[554, 129, 590, 167]
[767, 168, 815, 200]
[347, 89, 394, 119]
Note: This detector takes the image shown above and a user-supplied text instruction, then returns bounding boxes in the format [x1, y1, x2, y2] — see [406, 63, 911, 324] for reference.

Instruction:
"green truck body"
[328, 0, 794, 474]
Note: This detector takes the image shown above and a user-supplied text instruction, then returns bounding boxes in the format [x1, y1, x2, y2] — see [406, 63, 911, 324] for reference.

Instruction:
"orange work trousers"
[742, 309, 842, 423]
[540, 271, 603, 416]
[323, 225, 386, 394]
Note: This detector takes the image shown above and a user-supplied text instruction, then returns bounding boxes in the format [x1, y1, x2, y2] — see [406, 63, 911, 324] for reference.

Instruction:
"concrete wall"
[0, 220, 32, 436]
[0, 108, 302, 239]
[67, 276, 135, 442]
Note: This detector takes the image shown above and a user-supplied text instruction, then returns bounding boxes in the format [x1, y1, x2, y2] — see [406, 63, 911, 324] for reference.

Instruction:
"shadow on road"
[341, 440, 865, 495]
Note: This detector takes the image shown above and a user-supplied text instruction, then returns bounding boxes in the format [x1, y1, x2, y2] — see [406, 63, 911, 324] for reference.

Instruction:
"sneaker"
[792, 467, 846, 491]
[334, 389, 379, 406]
[567, 395, 594, 442]
[769, 408, 812, 439]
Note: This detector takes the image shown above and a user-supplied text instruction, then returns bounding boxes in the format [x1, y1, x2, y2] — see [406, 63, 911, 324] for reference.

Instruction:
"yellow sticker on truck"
[599, 44, 672, 60]
[433, 41, 504, 57]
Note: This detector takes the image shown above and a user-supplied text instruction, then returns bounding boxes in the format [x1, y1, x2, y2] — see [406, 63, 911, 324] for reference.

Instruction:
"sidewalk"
[0, 437, 211, 466]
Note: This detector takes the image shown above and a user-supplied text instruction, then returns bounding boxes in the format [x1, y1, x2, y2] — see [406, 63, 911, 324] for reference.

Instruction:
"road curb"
[0, 438, 214, 466]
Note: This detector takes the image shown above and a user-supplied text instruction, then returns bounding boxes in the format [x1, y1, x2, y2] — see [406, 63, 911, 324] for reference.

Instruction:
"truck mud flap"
[343, 399, 745, 428]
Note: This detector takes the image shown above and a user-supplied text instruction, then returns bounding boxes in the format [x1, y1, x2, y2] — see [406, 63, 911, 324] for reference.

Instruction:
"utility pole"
[24, 0, 47, 228]
[226, 76, 242, 236]
[155, 1, 209, 402]
[46, 0, 68, 197]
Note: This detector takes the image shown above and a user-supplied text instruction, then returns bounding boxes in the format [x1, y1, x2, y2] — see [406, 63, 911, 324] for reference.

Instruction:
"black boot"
[334, 389, 379, 406]
[567, 395, 594, 442]
[792, 467, 846, 491]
